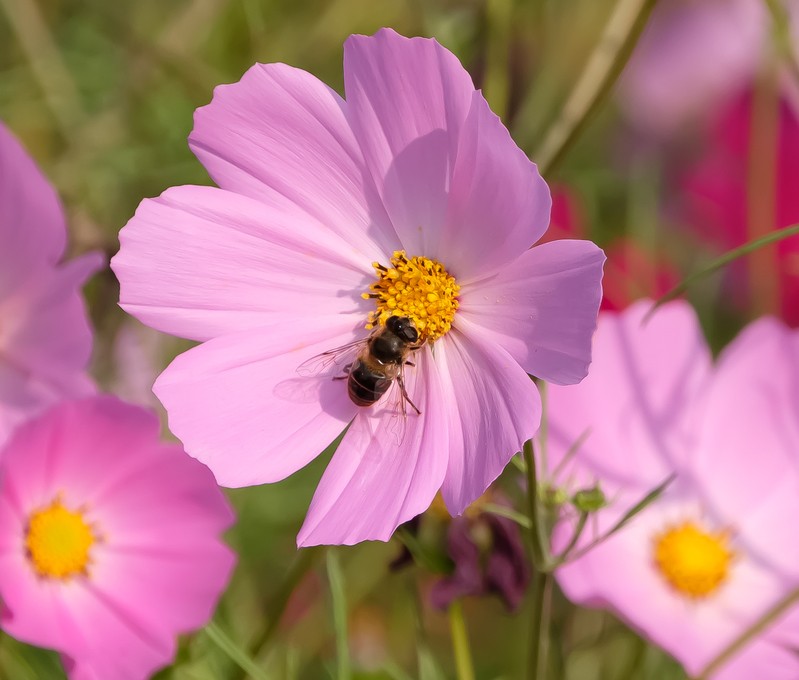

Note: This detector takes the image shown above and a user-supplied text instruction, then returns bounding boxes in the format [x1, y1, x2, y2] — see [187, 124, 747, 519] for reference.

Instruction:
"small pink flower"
[112, 29, 605, 546]
[0, 395, 235, 680]
[0, 122, 101, 443]
[546, 301, 799, 677]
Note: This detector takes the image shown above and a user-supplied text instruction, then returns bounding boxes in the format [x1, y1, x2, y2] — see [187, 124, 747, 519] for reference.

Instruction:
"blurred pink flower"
[546, 301, 799, 677]
[0, 396, 235, 680]
[676, 90, 799, 325]
[619, 0, 774, 134]
[0, 122, 101, 443]
[112, 29, 604, 546]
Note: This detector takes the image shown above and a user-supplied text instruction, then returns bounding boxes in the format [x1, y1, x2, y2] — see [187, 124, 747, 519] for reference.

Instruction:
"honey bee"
[298, 315, 423, 416]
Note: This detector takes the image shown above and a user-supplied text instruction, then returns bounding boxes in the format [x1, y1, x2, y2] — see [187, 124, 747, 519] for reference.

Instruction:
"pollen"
[652, 521, 735, 599]
[362, 251, 460, 342]
[25, 498, 95, 579]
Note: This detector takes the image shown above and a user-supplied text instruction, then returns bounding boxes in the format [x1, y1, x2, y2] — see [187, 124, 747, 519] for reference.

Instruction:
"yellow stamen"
[25, 498, 95, 579]
[652, 521, 734, 599]
[362, 250, 460, 342]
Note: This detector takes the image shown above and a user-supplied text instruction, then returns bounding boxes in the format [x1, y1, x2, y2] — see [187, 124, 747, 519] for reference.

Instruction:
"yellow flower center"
[25, 499, 95, 579]
[652, 521, 734, 599]
[363, 251, 460, 342]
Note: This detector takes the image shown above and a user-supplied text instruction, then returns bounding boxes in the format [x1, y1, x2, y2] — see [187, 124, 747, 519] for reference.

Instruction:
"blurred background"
[1, 0, 796, 677]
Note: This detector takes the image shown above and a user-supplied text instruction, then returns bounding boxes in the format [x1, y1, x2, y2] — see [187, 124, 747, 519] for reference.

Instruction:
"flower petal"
[545, 300, 712, 489]
[442, 91, 551, 280]
[190, 61, 397, 260]
[692, 318, 799, 579]
[298, 345, 448, 546]
[113, 184, 372, 342]
[0, 123, 66, 292]
[554, 491, 792, 677]
[436, 327, 541, 515]
[154, 317, 362, 487]
[343, 29, 474, 255]
[457, 239, 605, 385]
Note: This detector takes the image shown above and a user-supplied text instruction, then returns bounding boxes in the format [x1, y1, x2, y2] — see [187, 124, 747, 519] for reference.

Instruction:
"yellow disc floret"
[363, 251, 460, 342]
[26, 498, 95, 579]
[652, 521, 734, 599]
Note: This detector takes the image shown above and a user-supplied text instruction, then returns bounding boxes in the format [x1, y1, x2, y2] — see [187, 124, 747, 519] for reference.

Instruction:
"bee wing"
[381, 362, 421, 446]
[295, 338, 365, 378]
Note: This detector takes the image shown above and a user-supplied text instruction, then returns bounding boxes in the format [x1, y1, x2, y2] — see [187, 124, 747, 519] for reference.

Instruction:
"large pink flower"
[546, 301, 799, 677]
[112, 29, 604, 546]
[0, 396, 235, 680]
[0, 122, 101, 443]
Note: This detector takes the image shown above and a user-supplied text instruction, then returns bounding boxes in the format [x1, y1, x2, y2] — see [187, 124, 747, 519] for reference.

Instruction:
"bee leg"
[404, 361, 415, 367]
[333, 363, 353, 381]
[397, 374, 421, 415]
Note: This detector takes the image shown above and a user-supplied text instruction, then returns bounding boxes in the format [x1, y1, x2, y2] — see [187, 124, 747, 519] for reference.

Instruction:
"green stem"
[696, 587, 799, 679]
[247, 547, 321, 658]
[646, 224, 799, 318]
[533, 0, 658, 176]
[327, 549, 351, 680]
[523, 440, 549, 567]
[764, 0, 799, 85]
[528, 570, 552, 680]
[205, 622, 272, 680]
[483, 0, 513, 120]
[448, 600, 476, 680]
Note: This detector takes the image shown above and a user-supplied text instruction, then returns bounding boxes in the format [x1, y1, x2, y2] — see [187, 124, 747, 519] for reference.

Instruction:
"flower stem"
[646, 224, 799, 319]
[205, 621, 271, 680]
[247, 547, 321, 658]
[326, 549, 352, 680]
[522, 439, 552, 679]
[448, 600, 475, 680]
[534, 0, 657, 176]
[697, 587, 799, 679]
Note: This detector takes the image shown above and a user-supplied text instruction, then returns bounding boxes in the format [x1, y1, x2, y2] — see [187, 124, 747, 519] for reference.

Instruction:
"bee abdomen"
[348, 361, 392, 407]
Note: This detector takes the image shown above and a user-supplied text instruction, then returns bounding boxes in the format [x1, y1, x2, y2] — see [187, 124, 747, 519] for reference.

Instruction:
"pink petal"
[113, 185, 372, 342]
[555, 490, 792, 677]
[298, 345, 448, 546]
[154, 317, 362, 487]
[343, 29, 474, 256]
[3, 252, 101, 392]
[435, 327, 541, 515]
[545, 300, 712, 488]
[457, 240, 605, 385]
[0, 123, 66, 292]
[692, 318, 799, 579]
[189, 61, 398, 260]
[443, 91, 551, 281]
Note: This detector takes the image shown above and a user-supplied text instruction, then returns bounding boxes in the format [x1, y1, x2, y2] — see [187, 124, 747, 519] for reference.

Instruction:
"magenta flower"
[546, 301, 798, 677]
[0, 122, 101, 443]
[676, 90, 799, 326]
[618, 0, 770, 134]
[112, 29, 604, 546]
[0, 396, 235, 680]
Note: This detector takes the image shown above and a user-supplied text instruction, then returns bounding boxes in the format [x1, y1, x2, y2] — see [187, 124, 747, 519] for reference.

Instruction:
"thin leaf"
[482, 503, 532, 529]
[204, 622, 271, 680]
[647, 224, 799, 318]
[564, 475, 675, 563]
[326, 549, 351, 680]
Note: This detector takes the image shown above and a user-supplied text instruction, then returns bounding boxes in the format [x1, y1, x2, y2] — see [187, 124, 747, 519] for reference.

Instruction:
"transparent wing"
[380, 362, 422, 445]
[296, 338, 366, 378]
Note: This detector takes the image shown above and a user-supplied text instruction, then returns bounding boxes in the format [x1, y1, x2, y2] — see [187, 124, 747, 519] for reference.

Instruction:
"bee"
[298, 315, 423, 416]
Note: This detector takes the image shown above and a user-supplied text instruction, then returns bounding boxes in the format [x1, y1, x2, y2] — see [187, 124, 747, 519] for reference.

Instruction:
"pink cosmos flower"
[0, 395, 235, 680]
[0, 122, 101, 443]
[546, 301, 799, 677]
[111, 29, 605, 546]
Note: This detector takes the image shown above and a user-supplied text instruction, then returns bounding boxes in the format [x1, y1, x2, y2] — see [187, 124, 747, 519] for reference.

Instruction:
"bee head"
[386, 316, 419, 344]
